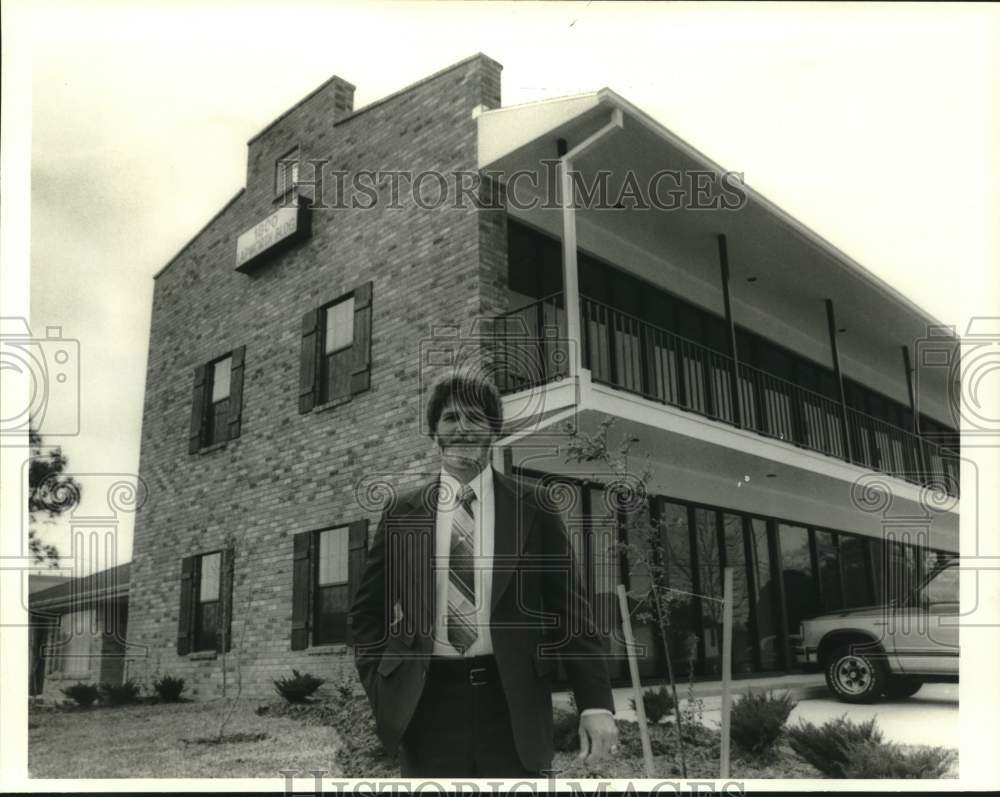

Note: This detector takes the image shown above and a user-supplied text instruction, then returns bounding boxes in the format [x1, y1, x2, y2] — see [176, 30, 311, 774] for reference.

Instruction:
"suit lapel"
[396, 470, 539, 622]
[491, 470, 537, 611]
[390, 476, 439, 641]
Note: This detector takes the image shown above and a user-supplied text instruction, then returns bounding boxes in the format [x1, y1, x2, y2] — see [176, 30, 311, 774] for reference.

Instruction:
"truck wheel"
[883, 675, 924, 699]
[824, 644, 887, 704]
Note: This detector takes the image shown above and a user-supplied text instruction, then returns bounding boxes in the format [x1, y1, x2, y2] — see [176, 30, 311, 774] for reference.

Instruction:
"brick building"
[125, 54, 960, 698]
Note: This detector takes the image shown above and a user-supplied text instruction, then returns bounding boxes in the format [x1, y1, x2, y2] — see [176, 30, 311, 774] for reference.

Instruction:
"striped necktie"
[446, 482, 478, 654]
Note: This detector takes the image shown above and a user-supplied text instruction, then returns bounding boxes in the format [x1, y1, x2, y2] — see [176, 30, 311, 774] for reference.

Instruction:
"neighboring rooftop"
[30, 562, 130, 611]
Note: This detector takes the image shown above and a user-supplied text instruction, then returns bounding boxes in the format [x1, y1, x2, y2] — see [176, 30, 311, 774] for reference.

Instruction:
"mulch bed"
[551, 714, 822, 779]
[261, 697, 823, 779]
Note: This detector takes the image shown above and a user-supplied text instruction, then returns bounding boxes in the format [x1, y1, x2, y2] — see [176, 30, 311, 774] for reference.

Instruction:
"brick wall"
[126, 54, 509, 699]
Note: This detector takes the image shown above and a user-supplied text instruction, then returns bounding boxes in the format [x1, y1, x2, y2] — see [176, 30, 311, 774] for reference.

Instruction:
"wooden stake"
[720, 567, 734, 779]
[616, 584, 655, 778]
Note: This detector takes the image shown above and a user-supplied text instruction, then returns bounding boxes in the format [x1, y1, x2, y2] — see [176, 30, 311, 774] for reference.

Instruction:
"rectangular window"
[48, 608, 96, 677]
[748, 518, 781, 669]
[869, 538, 886, 603]
[321, 296, 355, 404]
[840, 534, 874, 608]
[778, 524, 820, 636]
[194, 551, 221, 652]
[814, 530, 843, 611]
[206, 355, 232, 446]
[324, 297, 355, 353]
[587, 483, 622, 675]
[314, 526, 350, 645]
[694, 508, 722, 675]
[190, 347, 245, 452]
[299, 284, 372, 414]
[275, 148, 300, 195]
[882, 538, 919, 605]
[658, 500, 697, 675]
[722, 513, 754, 674]
[211, 357, 232, 403]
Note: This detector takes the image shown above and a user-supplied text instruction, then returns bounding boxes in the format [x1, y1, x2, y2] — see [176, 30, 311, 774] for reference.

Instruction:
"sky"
[4, 0, 998, 576]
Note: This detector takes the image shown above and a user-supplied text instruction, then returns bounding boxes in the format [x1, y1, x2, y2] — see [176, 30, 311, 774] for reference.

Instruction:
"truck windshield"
[906, 561, 958, 611]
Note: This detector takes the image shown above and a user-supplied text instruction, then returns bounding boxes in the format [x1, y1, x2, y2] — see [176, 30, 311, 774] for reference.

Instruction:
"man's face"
[433, 397, 496, 476]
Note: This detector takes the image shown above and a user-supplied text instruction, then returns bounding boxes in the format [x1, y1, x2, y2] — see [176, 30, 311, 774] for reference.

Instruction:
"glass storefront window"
[723, 513, 755, 673]
[883, 537, 921, 605]
[587, 483, 625, 680]
[778, 524, 819, 636]
[840, 534, 874, 608]
[748, 518, 782, 669]
[814, 530, 843, 611]
[695, 508, 722, 675]
[658, 500, 698, 675]
[510, 466, 955, 682]
[870, 538, 887, 604]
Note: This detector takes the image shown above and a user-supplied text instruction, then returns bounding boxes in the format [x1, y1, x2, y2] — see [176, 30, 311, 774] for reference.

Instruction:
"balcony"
[490, 293, 960, 497]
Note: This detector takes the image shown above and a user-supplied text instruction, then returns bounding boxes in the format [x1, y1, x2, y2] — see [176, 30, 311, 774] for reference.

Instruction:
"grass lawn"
[29, 699, 341, 779]
[30, 697, 957, 780]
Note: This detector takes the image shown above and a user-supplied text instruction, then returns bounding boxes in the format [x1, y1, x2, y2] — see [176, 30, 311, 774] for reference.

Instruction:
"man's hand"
[577, 712, 619, 760]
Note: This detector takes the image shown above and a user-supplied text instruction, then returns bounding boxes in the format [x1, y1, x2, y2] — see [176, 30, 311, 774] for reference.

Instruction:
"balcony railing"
[491, 292, 960, 497]
[490, 292, 569, 395]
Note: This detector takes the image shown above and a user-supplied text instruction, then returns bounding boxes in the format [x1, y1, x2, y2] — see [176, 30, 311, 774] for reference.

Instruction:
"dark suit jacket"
[349, 469, 614, 771]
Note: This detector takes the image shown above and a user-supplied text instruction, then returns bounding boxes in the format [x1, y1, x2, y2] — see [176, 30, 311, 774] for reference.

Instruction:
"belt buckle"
[468, 665, 488, 686]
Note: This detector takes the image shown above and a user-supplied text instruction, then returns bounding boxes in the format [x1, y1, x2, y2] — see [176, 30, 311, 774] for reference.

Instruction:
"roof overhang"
[477, 91, 959, 427]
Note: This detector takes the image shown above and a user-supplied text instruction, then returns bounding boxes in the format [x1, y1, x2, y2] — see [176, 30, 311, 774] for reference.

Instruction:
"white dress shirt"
[431, 462, 613, 719]
[433, 463, 495, 657]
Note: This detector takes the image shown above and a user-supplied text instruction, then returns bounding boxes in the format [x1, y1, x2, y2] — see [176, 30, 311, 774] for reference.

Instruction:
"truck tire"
[883, 675, 924, 699]
[824, 643, 887, 704]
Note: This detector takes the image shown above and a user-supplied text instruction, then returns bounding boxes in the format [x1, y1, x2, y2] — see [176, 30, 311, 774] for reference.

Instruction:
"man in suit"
[350, 371, 618, 777]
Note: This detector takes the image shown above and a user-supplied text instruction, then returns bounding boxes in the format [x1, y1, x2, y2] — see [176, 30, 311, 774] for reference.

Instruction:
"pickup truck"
[795, 558, 959, 703]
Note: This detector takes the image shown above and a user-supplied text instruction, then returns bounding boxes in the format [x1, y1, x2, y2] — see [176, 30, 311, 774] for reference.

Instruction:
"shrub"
[730, 689, 796, 755]
[60, 682, 100, 707]
[552, 706, 579, 752]
[152, 675, 186, 703]
[273, 669, 325, 703]
[786, 715, 883, 776]
[629, 685, 675, 724]
[100, 679, 141, 706]
[328, 671, 356, 703]
[838, 740, 955, 779]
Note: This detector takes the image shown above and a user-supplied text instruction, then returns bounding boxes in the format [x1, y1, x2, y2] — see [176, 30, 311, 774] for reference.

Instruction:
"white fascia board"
[481, 85, 950, 333]
[476, 93, 602, 169]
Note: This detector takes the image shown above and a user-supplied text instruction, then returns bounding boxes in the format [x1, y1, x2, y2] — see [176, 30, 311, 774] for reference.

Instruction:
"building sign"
[235, 201, 311, 273]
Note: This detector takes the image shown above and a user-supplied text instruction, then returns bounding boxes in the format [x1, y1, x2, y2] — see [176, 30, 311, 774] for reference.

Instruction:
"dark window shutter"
[299, 309, 320, 414]
[291, 531, 314, 650]
[346, 519, 369, 643]
[227, 346, 246, 441]
[350, 282, 373, 395]
[220, 547, 235, 653]
[188, 365, 209, 453]
[177, 555, 196, 655]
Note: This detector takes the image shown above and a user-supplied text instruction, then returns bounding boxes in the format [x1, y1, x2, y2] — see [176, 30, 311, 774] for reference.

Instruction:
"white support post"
[558, 107, 623, 383]
[560, 158, 582, 380]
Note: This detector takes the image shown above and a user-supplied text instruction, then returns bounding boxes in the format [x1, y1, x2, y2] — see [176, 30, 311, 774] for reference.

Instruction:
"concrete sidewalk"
[556, 677, 959, 748]
[555, 671, 828, 716]
[781, 683, 958, 747]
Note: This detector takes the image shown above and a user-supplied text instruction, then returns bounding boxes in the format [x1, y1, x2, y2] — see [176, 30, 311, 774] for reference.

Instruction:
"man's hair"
[426, 371, 504, 439]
